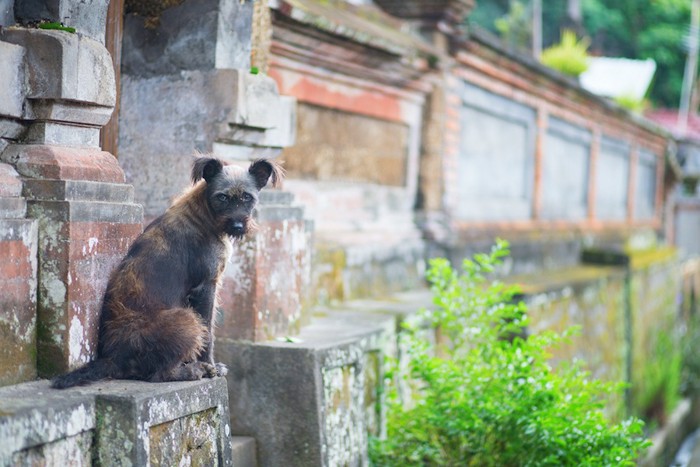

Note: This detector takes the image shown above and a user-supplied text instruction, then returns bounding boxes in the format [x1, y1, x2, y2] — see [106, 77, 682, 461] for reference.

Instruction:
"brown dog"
[51, 157, 282, 388]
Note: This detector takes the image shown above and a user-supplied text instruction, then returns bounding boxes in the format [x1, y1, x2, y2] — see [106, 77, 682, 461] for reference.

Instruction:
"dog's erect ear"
[248, 159, 284, 190]
[191, 157, 224, 184]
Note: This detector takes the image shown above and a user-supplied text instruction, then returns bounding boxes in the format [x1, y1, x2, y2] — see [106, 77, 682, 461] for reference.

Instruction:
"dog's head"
[191, 157, 283, 238]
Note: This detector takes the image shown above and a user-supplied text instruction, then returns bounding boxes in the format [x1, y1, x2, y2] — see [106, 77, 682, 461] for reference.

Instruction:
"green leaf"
[38, 21, 76, 33]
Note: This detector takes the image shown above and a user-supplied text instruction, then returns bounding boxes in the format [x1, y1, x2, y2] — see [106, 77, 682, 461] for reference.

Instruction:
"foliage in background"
[582, 0, 690, 108]
[540, 30, 590, 77]
[370, 240, 649, 466]
[632, 330, 682, 428]
[469, 0, 692, 108]
[614, 94, 649, 114]
[493, 0, 532, 50]
[681, 313, 700, 397]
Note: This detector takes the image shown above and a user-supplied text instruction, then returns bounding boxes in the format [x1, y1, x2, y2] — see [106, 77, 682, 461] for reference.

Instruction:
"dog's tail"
[50, 359, 116, 389]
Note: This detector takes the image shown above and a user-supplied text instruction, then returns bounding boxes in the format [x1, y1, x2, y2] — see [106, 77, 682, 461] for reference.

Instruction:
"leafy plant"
[540, 30, 590, 77]
[494, 1, 532, 50]
[614, 94, 648, 114]
[370, 240, 649, 466]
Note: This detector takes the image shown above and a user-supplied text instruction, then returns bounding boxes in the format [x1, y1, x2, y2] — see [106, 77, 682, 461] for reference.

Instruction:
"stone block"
[121, 0, 253, 77]
[0, 41, 25, 119]
[218, 191, 312, 342]
[118, 69, 238, 217]
[0, 163, 22, 197]
[24, 121, 100, 147]
[0, 197, 26, 218]
[0, 378, 233, 466]
[2, 144, 126, 183]
[1, 28, 115, 111]
[27, 201, 142, 376]
[216, 72, 297, 149]
[14, 0, 109, 44]
[0, 218, 38, 387]
[0, 117, 27, 142]
[231, 436, 257, 467]
[89, 378, 232, 467]
[0, 380, 97, 464]
[219, 310, 394, 467]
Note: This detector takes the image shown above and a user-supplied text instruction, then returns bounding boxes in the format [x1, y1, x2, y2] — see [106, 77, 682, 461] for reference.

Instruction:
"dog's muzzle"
[228, 220, 246, 236]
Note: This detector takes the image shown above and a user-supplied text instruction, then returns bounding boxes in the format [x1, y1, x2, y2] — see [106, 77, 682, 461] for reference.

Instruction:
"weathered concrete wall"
[515, 248, 681, 419]
[596, 136, 631, 221]
[269, 1, 431, 300]
[456, 81, 536, 221]
[436, 31, 670, 272]
[676, 198, 700, 257]
[629, 250, 681, 418]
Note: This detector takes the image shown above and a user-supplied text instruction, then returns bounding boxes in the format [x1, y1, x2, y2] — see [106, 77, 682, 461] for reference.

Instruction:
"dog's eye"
[216, 193, 229, 203]
[241, 193, 253, 202]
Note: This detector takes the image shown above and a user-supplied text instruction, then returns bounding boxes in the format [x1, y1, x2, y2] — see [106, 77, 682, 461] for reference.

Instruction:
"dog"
[51, 157, 282, 388]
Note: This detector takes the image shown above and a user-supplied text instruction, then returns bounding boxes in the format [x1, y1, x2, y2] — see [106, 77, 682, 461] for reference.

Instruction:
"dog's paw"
[215, 362, 228, 377]
[200, 362, 218, 378]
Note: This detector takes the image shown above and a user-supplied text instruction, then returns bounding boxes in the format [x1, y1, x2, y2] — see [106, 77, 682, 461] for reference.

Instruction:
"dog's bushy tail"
[50, 359, 116, 389]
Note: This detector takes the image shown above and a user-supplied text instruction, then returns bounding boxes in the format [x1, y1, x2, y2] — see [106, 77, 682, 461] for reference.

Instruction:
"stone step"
[231, 436, 257, 467]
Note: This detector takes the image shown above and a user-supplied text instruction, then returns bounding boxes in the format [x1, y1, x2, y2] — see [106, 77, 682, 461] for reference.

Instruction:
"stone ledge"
[0, 377, 233, 466]
[1, 144, 126, 183]
[23, 179, 135, 203]
[27, 199, 143, 224]
[0, 381, 97, 460]
[1, 28, 115, 111]
[220, 310, 396, 467]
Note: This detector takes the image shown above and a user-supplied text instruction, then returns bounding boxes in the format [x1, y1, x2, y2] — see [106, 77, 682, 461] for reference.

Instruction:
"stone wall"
[515, 247, 681, 419]
[268, 0, 434, 301]
[436, 31, 670, 272]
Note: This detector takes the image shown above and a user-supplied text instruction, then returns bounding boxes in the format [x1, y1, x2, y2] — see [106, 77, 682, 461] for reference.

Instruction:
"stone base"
[0, 163, 38, 387]
[0, 378, 233, 466]
[219, 309, 397, 467]
[218, 190, 312, 342]
[0, 218, 38, 387]
[231, 437, 257, 467]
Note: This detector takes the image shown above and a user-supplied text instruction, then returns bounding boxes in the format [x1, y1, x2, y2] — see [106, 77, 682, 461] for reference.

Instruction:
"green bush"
[540, 30, 590, 77]
[370, 240, 649, 466]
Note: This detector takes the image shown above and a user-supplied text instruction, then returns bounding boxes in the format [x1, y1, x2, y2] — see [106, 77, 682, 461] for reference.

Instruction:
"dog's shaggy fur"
[51, 157, 282, 388]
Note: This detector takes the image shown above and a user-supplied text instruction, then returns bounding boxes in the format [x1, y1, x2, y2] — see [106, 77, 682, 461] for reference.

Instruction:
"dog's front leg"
[188, 281, 228, 376]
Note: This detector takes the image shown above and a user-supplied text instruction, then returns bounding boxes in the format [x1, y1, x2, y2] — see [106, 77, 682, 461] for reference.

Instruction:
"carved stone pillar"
[0, 23, 142, 377]
[118, 0, 306, 344]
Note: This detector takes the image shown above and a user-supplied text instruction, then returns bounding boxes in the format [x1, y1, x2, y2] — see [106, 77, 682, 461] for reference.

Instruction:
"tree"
[469, 0, 693, 108]
[582, 0, 691, 108]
